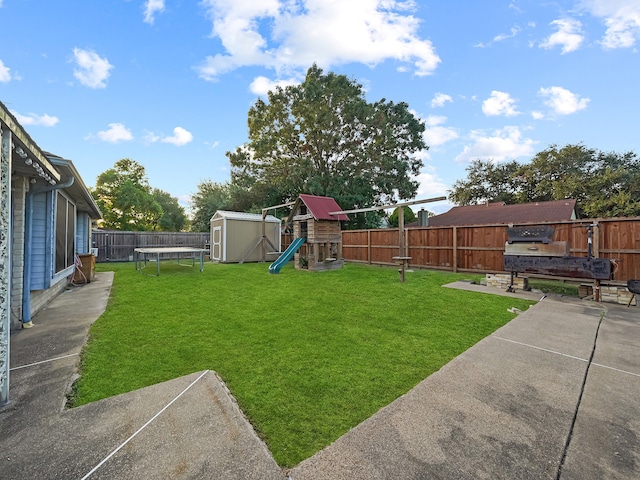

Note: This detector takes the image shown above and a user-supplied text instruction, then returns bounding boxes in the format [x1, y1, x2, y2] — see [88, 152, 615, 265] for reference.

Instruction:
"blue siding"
[76, 213, 89, 254]
[30, 192, 48, 290]
[30, 190, 84, 290]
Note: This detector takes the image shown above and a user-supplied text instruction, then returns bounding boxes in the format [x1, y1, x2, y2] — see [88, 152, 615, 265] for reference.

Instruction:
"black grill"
[506, 226, 555, 244]
[503, 224, 614, 285]
[504, 255, 613, 280]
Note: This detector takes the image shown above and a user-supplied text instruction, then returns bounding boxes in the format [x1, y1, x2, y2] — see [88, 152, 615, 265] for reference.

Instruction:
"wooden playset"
[286, 194, 349, 271]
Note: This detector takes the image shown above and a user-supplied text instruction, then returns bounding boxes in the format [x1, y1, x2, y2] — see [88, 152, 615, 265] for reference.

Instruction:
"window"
[55, 192, 76, 273]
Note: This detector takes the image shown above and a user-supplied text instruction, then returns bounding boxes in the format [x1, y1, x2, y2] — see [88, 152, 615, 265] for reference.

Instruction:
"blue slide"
[269, 238, 306, 274]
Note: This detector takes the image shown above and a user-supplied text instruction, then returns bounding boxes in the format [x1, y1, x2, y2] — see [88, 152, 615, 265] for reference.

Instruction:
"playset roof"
[297, 194, 349, 221]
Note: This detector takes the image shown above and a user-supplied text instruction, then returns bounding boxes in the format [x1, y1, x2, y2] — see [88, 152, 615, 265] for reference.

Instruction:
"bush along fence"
[283, 217, 640, 282]
[92, 231, 210, 262]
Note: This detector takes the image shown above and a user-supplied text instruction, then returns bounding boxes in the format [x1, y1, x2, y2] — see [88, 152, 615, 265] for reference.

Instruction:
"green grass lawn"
[71, 261, 533, 467]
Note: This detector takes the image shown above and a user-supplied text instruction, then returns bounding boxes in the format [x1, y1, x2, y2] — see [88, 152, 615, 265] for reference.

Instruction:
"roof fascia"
[0, 101, 61, 182]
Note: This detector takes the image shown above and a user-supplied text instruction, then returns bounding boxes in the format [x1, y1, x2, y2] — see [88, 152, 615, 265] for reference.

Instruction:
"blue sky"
[1, 0, 638, 214]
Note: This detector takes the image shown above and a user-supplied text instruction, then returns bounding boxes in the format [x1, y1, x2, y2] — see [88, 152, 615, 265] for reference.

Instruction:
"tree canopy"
[449, 144, 640, 218]
[226, 65, 427, 228]
[92, 159, 185, 231]
[188, 180, 257, 232]
[388, 206, 417, 227]
[189, 181, 232, 232]
[152, 188, 187, 231]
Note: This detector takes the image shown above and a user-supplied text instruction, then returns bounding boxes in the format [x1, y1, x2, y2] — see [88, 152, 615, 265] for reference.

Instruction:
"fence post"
[593, 220, 600, 258]
[367, 230, 371, 264]
[452, 226, 458, 273]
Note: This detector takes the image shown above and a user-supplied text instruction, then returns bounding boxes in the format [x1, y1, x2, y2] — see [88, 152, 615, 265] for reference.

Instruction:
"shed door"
[212, 226, 222, 261]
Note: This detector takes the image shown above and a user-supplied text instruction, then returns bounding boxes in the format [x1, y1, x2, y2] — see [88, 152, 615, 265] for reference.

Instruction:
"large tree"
[227, 65, 427, 228]
[449, 144, 640, 218]
[190, 181, 232, 232]
[152, 188, 187, 231]
[448, 159, 522, 206]
[189, 180, 257, 232]
[92, 159, 163, 230]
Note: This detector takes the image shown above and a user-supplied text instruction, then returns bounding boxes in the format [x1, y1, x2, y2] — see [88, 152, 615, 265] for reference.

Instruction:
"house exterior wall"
[1, 102, 100, 404]
[30, 191, 49, 291]
[76, 212, 91, 254]
[30, 279, 68, 317]
[25, 190, 87, 319]
[10, 176, 28, 329]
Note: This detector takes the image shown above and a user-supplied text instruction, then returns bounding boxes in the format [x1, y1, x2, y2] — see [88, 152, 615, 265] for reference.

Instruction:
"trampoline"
[134, 247, 208, 276]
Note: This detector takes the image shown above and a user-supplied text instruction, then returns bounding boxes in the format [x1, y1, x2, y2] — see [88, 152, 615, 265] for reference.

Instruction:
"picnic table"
[134, 247, 208, 276]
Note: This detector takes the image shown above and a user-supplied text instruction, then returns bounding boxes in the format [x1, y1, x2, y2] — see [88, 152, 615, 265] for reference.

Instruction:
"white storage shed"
[210, 211, 282, 263]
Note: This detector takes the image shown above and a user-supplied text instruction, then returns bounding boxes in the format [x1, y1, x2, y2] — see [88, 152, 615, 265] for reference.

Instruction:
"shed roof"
[426, 199, 578, 227]
[296, 194, 349, 221]
[210, 210, 281, 223]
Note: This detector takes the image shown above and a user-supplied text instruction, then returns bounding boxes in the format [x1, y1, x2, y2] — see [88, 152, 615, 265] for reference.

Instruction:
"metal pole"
[329, 195, 446, 216]
[262, 213, 266, 262]
[1, 125, 11, 406]
[399, 206, 405, 258]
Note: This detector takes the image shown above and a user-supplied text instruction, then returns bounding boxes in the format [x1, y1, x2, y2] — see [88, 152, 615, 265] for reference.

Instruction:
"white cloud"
[196, 0, 440, 81]
[580, 0, 640, 49]
[249, 75, 300, 95]
[415, 168, 449, 199]
[430, 92, 453, 108]
[539, 18, 584, 54]
[143, 0, 165, 24]
[539, 86, 590, 115]
[142, 131, 161, 143]
[145, 127, 194, 146]
[96, 123, 134, 143]
[531, 110, 545, 120]
[455, 126, 536, 163]
[509, 1, 524, 14]
[493, 26, 521, 43]
[0, 59, 11, 82]
[161, 127, 194, 146]
[422, 115, 459, 147]
[72, 48, 113, 88]
[13, 112, 59, 127]
[482, 91, 520, 117]
[474, 24, 528, 48]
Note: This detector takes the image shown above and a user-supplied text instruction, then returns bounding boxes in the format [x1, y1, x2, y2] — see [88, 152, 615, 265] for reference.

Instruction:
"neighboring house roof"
[425, 199, 578, 227]
[210, 210, 280, 223]
[296, 194, 350, 221]
[46, 153, 102, 219]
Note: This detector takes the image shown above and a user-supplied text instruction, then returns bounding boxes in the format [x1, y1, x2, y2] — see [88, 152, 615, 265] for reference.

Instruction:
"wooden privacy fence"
[92, 231, 210, 262]
[336, 217, 640, 282]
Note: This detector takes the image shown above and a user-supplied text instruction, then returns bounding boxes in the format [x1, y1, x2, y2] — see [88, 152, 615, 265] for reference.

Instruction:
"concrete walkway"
[1, 275, 639, 479]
